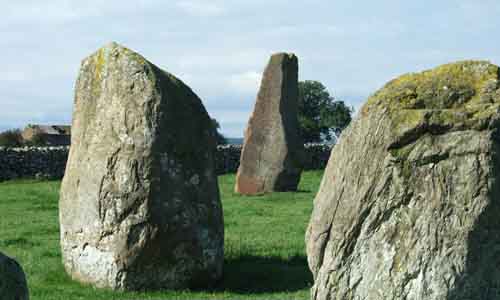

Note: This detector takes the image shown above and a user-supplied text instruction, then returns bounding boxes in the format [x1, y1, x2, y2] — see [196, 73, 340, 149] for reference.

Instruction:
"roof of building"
[26, 124, 71, 135]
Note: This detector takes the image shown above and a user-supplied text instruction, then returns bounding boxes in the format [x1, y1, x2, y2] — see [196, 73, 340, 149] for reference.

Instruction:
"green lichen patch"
[364, 61, 500, 146]
[368, 61, 499, 110]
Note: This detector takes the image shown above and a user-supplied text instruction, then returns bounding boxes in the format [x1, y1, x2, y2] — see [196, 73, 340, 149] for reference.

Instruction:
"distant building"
[22, 124, 71, 146]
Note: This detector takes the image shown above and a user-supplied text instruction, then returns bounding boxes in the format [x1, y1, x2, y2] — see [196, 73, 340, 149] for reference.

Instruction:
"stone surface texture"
[306, 61, 500, 300]
[235, 53, 304, 195]
[0, 252, 29, 300]
[59, 42, 223, 291]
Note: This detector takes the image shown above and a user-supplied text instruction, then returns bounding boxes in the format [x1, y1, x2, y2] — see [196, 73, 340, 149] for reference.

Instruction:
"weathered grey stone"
[59, 42, 223, 291]
[306, 61, 500, 300]
[235, 53, 304, 195]
[0, 252, 29, 300]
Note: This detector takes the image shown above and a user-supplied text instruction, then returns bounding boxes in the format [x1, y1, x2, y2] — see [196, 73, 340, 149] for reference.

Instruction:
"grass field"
[0, 171, 323, 300]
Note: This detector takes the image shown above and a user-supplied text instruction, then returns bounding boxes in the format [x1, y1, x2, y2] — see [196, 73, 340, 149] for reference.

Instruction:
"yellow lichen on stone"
[390, 109, 427, 134]
[94, 47, 106, 78]
[364, 61, 500, 139]
[368, 61, 498, 109]
[91, 48, 106, 97]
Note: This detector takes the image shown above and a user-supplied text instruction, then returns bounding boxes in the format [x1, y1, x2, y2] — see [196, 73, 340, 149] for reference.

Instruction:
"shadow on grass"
[215, 255, 312, 294]
[0, 237, 40, 247]
[295, 189, 312, 193]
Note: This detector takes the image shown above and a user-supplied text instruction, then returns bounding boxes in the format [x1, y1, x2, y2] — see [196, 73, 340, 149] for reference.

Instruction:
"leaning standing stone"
[59, 42, 223, 291]
[235, 53, 304, 195]
[306, 61, 500, 300]
[0, 252, 29, 300]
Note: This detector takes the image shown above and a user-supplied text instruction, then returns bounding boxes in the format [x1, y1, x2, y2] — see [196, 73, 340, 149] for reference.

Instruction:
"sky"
[2, 1, 500, 137]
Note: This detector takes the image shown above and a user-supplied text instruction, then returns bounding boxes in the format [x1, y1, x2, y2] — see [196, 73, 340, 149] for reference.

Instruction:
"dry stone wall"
[0, 146, 68, 181]
[0, 144, 332, 182]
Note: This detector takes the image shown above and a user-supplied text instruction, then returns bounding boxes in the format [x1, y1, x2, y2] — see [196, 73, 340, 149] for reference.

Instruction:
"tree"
[298, 80, 352, 143]
[210, 118, 227, 145]
[0, 129, 24, 147]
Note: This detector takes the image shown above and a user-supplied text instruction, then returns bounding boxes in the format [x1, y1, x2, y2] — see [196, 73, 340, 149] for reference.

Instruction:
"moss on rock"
[363, 61, 500, 148]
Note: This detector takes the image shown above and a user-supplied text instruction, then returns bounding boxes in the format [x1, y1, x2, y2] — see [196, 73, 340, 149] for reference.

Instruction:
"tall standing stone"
[59, 42, 224, 291]
[235, 53, 304, 195]
[0, 252, 29, 300]
[306, 61, 500, 300]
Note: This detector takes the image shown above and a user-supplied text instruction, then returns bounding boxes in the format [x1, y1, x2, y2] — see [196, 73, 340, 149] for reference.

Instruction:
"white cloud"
[209, 109, 251, 137]
[2, 1, 167, 26]
[3, 1, 97, 25]
[2, 1, 78, 24]
[210, 109, 251, 124]
[175, 49, 268, 72]
[226, 71, 262, 94]
[176, 1, 226, 17]
[0, 71, 29, 82]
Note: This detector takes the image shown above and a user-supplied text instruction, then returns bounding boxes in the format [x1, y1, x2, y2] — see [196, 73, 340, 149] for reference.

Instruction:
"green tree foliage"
[211, 118, 227, 145]
[0, 129, 24, 147]
[298, 80, 352, 143]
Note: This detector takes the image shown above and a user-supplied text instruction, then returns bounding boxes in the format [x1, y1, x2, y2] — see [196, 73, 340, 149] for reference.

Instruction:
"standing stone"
[59, 42, 223, 291]
[0, 252, 29, 300]
[306, 61, 500, 300]
[235, 53, 304, 195]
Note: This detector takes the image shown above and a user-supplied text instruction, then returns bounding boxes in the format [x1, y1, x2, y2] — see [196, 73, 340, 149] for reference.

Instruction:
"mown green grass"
[0, 171, 323, 300]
